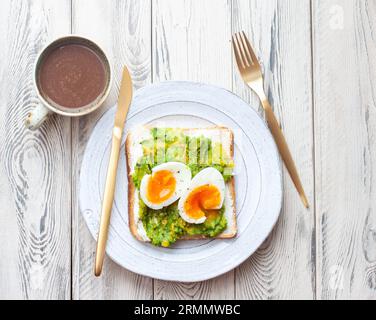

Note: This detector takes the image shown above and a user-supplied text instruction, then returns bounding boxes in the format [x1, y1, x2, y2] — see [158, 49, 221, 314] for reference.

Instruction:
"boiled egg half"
[178, 167, 225, 224]
[140, 162, 191, 210]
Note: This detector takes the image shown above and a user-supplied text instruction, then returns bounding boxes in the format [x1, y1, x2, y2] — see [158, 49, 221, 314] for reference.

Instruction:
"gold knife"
[94, 67, 133, 276]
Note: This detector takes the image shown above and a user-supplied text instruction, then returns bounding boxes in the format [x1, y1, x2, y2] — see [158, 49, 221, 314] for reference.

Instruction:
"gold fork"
[232, 31, 309, 208]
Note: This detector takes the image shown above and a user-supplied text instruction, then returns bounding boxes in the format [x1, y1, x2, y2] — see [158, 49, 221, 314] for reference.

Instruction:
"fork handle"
[262, 99, 309, 208]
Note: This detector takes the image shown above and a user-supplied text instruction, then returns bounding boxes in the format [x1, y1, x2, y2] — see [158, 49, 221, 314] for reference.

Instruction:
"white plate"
[79, 81, 282, 282]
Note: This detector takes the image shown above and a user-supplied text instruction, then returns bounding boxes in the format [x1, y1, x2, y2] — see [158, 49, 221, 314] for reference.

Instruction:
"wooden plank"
[0, 0, 71, 299]
[71, 0, 153, 299]
[313, 0, 376, 300]
[233, 0, 315, 299]
[152, 0, 235, 300]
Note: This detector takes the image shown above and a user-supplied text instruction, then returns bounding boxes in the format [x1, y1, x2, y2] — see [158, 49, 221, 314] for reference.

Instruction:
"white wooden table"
[0, 0, 375, 300]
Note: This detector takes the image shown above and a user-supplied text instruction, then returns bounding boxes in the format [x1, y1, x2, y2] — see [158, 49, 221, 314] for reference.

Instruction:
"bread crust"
[126, 132, 145, 242]
[126, 126, 237, 242]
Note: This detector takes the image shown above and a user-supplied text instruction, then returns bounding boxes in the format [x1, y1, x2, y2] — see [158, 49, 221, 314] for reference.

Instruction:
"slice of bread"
[126, 126, 237, 243]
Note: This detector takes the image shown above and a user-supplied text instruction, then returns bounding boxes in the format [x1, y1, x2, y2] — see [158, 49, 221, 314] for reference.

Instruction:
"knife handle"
[262, 99, 309, 208]
[94, 131, 122, 276]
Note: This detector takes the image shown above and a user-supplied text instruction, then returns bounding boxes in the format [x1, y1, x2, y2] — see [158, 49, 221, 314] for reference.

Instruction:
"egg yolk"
[147, 170, 176, 204]
[184, 185, 221, 219]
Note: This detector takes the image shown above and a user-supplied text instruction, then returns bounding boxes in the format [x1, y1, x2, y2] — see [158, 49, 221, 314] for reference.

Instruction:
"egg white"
[178, 167, 225, 224]
[140, 162, 191, 210]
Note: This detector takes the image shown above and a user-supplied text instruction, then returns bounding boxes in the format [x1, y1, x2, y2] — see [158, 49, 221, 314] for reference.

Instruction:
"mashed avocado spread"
[132, 128, 234, 247]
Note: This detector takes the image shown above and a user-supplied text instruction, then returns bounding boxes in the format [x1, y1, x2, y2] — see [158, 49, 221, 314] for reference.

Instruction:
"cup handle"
[25, 103, 52, 130]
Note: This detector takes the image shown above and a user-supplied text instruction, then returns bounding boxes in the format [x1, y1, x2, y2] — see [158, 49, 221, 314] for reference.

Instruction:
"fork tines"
[232, 31, 260, 69]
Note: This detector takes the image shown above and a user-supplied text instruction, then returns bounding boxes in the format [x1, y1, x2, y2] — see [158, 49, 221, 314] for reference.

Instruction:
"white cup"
[25, 35, 112, 130]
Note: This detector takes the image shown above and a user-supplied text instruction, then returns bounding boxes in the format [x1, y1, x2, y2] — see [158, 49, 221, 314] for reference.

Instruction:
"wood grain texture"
[1, 0, 376, 300]
[313, 0, 376, 300]
[232, 0, 315, 299]
[71, 0, 153, 299]
[0, 0, 71, 299]
[152, 0, 235, 300]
